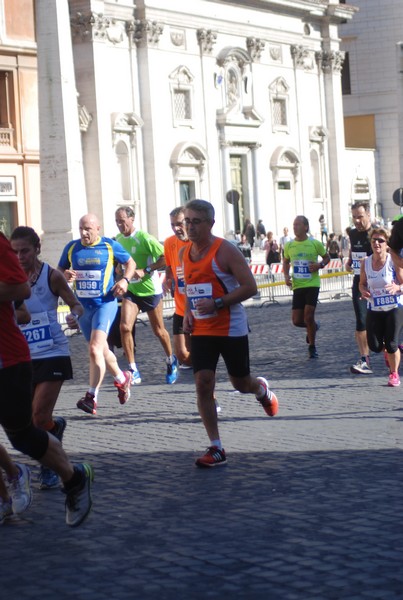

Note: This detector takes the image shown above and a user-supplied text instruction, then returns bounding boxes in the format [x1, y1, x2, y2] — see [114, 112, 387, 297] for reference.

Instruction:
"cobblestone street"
[3, 299, 403, 600]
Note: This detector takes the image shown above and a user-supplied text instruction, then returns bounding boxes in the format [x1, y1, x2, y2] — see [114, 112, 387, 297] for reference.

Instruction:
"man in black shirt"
[346, 201, 373, 374]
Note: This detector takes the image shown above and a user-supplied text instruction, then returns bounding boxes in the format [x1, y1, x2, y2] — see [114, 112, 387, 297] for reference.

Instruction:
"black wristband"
[123, 277, 130, 284]
[214, 297, 225, 310]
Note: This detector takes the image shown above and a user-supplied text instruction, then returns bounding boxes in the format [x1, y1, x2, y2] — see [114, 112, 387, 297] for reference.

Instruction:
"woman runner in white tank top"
[359, 228, 403, 387]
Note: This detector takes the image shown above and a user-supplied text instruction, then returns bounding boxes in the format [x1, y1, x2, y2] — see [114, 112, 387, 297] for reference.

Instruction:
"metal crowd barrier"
[56, 262, 354, 328]
[250, 260, 353, 306]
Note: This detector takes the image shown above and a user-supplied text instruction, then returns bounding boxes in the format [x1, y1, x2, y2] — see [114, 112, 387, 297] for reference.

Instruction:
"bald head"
[79, 213, 101, 246]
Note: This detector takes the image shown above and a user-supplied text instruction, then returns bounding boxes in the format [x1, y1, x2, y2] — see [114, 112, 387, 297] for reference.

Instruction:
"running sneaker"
[64, 463, 94, 527]
[388, 372, 401, 387]
[166, 355, 179, 384]
[52, 416, 67, 442]
[308, 345, 319, 359]
[39, 466, 59, 490]
[350, 359, 373, 375]
[41, 416, 67, 488]
[179, 363, 192, 370]
[195, 446, 227, 468]
[8, 463, 32, 515]
[0, 498, 13, 525]
[114, 371, 131, 405]
[256, 377, 279, 417]
[77, 392, 97, 415]
[129, 368, 142, 385]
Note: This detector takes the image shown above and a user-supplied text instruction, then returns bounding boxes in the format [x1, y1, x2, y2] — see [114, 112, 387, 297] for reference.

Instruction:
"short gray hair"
[185, 199, 215, 221]
[116, 206, 135, 219]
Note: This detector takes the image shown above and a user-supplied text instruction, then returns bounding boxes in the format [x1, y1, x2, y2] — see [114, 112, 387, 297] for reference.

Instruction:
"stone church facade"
[1, 0, 356, 263]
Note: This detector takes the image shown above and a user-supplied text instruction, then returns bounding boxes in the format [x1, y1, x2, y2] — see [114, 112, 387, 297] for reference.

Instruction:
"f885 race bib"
[371, 288, 398, 311]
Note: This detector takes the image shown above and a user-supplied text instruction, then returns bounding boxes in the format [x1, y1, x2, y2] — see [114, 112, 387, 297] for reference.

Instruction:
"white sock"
[211, 439, 222, 450]
[114, 371, 126, 385]
[129, 362, 138, 371]
[166, 355, 174, 365]
[89, 387, 97, 399]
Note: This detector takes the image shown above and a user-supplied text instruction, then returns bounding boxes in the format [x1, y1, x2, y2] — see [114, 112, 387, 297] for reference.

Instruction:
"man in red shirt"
[0, 232, 93, 527]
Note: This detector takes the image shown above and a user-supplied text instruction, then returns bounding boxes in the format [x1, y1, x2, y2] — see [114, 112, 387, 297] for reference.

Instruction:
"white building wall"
[340, 0, 403, 222]
[63, 0, 354, 245]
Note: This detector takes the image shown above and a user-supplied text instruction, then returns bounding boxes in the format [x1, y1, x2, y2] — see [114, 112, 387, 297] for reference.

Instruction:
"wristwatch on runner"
[214, 297, 225, 310]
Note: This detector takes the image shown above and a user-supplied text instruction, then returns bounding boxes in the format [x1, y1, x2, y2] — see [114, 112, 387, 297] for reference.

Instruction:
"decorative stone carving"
[78, 104, 92, 133]
[106, 21, 124, 45]
[290, 45, 314, 70]
[133, 20, 164, 45]
[196, 29, 217, 54]
[112, 112, 144, 148]
[316, 50, 345, 73]
[246, 37, 265, 62]
[170, 29, 185, 47]
[169, 65, 194, 85]
[70, 12, 111, 42]
[269, 45, 282, 62]
[309, 125, 329, 143]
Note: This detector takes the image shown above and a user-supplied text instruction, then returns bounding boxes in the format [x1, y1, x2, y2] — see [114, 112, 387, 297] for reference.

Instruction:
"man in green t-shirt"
[115, 207, 178, 385]
[283, 215, 329, 358]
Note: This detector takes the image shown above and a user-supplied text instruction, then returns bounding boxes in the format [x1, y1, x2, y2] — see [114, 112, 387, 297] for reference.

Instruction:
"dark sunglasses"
[371, 238, 386, 244]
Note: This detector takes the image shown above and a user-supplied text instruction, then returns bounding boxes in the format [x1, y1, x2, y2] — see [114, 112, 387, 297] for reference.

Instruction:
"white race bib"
[371, 288, 398, 312]
[352, 252, 366, 276]
[293, 260, 312, 280]
[186, 282, 215, 319]
[176, 266, 185, 295]
[20, 311, 54, 354]
[75, 270, 102, 298]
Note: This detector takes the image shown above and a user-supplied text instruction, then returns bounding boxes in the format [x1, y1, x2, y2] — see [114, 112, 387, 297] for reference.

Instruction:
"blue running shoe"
[166, 355, 178, 384]
[39, 466, 60, 490]
[129, 368, 142, 385]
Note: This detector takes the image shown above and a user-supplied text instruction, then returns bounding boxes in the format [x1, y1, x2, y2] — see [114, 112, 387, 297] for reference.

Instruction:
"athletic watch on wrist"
[214, 297, 225, 310]
[144, 266, 152, 276]
[123, 277, 130, 284]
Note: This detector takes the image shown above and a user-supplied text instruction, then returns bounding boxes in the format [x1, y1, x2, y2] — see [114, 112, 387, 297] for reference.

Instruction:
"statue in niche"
[226, 68, 240, 110]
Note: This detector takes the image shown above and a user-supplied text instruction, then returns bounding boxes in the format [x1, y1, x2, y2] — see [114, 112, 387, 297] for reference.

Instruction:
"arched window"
[170, 142, 208, 205]
[169, 66, 195, 128]
[269, 77, 290, 133]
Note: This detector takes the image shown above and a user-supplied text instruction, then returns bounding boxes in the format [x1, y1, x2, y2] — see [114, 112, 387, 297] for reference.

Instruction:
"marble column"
[35, 0, 87, 266]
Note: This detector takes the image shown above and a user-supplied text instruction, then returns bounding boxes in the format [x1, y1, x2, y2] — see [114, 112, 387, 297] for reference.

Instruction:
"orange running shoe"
[195, 446, 227, 468]
[256, 377, 279, 417]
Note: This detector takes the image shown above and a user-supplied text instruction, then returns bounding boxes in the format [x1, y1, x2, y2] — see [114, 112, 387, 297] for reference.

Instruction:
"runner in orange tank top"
[164, 207, 191, 368]
[179, 199, 279, 468]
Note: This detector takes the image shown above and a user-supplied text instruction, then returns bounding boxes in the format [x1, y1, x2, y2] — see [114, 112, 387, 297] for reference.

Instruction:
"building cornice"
[219, 0, 357, 23]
